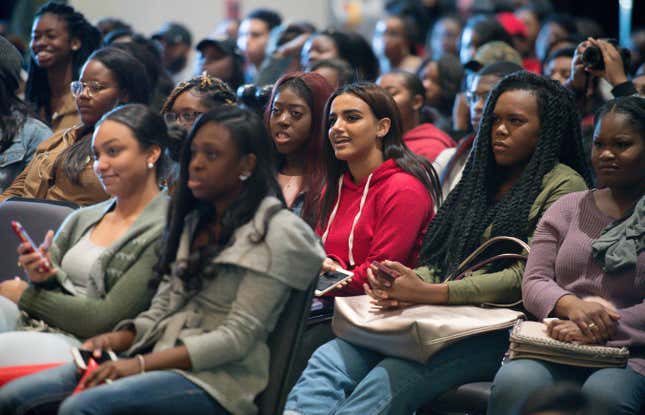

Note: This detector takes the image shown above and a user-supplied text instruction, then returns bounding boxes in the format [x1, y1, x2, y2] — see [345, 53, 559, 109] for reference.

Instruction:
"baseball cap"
[152, 22, 192, 46]
[464, 41, 522, 72]
[496, 12, 528, 38]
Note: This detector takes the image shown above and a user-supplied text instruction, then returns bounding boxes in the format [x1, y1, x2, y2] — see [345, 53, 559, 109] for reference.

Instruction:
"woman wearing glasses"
[0, 47, 150, 206]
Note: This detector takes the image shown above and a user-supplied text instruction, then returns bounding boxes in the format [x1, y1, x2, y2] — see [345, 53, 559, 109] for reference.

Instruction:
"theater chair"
[255, 277, 318, 415]
[419, 382, 492, 415]
[0, 197, 78, 282]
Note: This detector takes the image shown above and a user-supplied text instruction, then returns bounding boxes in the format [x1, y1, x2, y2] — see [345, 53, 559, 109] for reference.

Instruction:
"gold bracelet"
[135, 354, 145, 374]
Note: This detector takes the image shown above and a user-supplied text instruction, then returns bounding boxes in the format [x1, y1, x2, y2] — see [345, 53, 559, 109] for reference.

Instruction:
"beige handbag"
[331, 236, 530, 363]
[508, 321, 629, 368]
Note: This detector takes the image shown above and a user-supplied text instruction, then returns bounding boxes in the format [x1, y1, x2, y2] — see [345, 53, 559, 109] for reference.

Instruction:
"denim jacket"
[0, 116, 52, 193]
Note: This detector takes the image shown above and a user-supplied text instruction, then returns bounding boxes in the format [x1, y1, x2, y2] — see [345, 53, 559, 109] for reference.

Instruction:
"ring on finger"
[588, 323, 597, 330]
[105, 378, 113, 384]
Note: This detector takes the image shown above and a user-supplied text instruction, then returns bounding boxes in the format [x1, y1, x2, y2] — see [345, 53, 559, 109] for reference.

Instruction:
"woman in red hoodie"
[318, 82, 441, 296]
[378, 71, 456, 162]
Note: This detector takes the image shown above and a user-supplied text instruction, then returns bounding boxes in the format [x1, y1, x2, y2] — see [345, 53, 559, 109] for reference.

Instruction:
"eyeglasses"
[70, 81, 111, 98]
[465, 90, 491, 106]
[163, 111, 202, 125]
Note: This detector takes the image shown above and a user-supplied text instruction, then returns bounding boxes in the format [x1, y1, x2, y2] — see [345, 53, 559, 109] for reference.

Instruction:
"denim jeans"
[285, 329, 509, 415]
[488, 358, 645, 415]
[0, 362, 230, 415]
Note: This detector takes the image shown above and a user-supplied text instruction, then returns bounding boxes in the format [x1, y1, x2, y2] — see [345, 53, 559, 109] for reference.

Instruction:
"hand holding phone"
[11, 221, 54, 280]
[72, 347, 117, 371]
[315, 268, 354, 296]
[371, 261, 397, 283]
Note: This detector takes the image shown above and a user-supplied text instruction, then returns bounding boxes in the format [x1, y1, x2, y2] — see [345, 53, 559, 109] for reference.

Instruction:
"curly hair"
[418, 71, 593, 277]
[25, 2, 100, 121]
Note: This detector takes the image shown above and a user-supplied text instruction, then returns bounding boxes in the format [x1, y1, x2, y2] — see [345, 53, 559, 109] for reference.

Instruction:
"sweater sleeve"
[181, 270, 290, 371]
[445, 168, 587, 305]
[18, 242, 158, 339]
[521, 197, 576, 319]
[607, 300, 645, 348]
[340, 184, 433, 295]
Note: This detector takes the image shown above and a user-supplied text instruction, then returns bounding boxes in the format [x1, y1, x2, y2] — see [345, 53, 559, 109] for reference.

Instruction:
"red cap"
[497, 12, 528, 38]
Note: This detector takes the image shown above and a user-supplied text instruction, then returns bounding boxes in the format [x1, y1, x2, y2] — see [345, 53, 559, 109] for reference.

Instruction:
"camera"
[581, 38, 631, 73]
[236, 84, 273, 116]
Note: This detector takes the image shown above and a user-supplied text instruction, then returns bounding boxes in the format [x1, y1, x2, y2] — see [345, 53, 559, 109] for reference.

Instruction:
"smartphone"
[10, 220, 51, 273]
[315, 268, 354, 296]
[371, 261, 397, 283]
[71, 348, 117, 370]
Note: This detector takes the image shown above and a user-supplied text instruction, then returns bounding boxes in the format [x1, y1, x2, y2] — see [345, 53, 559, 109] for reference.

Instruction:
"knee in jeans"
[58, 393, 94, 415]
[492, 360, 553, 397]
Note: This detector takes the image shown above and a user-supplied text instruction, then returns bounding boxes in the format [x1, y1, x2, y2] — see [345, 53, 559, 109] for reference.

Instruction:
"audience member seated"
[425, 15, 462, 61]
[535, 14, 579, 63]
[237, 8, 282, 83]
[0, 105, 325, 415]
[160, 74, 237, 161]
[0, 104, 170, 366]
[543, 46, 575, 85]
[459, 14, 513, 65]
[26, 2, 100, 133]
[308, 58, 354, 89]
[416, 54, 464, 135]
[284, 72, 592, 415]
[301, 30, 379, 82]
[151, 22, 192, 84]
[194, 34, 245, 92]
[0, 36, 52, 193]
[377, 71, 455, 161]
[314, 82, 440, 296]
[489, 96, 645, 415]
[373, 14, 423, 74]
[266, 72, 334, 224]
[0, 47, 150, 206]
[434, 61, 523, 196]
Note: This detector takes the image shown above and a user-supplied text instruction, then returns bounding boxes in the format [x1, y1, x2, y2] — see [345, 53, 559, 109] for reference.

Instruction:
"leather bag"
[508, 321, 629, 368]
[331, 236, 529, 363]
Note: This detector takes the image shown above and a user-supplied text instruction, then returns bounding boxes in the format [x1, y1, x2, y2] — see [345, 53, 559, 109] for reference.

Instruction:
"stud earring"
[239, 174, 249, 181]
[147, 162, 154, 169]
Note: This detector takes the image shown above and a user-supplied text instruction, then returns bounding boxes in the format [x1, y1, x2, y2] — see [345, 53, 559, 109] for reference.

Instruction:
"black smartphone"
[71, 348, 117, 370]
[371, 261, 397, 282]
[315, 269, 354, 296]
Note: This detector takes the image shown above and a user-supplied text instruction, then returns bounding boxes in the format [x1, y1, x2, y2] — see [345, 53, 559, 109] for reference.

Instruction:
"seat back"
[255, 278, 316, 415]
[0, 197, 78, 281]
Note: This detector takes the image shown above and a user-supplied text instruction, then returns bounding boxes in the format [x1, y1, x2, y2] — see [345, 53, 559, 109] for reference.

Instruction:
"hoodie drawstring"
[321, 173, 374, 267]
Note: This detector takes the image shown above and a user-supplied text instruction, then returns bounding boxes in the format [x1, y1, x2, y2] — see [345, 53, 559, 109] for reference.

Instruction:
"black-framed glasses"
[163, 111, 202, 125]
[465, 90, 490, 106]
[70, 81, 110, 98]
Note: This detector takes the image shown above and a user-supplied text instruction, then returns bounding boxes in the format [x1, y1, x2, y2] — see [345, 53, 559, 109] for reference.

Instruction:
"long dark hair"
[56, 46, 150, 185]
[318, 82, 442, 230]
[94, 103, 171, 182]
[418, 72, 593, 277]
[0, 75, 34, 154]
[319, 30, 380, 82]
[266, 72, 334, 226]
[25, 2, 100, 121]
[155, 106, 284, 290]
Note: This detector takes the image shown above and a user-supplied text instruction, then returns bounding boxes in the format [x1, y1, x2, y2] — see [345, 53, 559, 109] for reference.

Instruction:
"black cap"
[152, 22, 192, 46]
[196, 34, 239, 58]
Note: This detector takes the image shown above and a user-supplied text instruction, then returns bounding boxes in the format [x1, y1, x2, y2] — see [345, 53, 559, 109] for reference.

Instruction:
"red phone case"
[73, 358, 99, 394]
[10, 221, 51, 272]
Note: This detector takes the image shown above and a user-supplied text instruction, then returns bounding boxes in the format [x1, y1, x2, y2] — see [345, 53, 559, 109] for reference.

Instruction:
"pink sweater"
[523, 190, 644, 375]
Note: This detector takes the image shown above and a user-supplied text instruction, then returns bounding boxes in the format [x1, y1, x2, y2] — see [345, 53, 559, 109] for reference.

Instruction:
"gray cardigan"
[116, 196, 325, 415]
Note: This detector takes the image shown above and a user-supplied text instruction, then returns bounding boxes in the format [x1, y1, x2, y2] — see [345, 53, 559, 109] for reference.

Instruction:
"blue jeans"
[488, 358, 645, 415]
[0, 362, 230, 415]
[285, 329, 509, 415]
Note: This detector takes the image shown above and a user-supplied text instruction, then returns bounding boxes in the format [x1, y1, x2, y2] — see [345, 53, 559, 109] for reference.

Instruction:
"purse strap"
[446, 236, 531, 282]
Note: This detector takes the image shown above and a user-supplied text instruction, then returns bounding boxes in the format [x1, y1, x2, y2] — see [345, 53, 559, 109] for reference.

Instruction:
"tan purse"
[508, 321, 629, 368]
[331, 236, 529, 363]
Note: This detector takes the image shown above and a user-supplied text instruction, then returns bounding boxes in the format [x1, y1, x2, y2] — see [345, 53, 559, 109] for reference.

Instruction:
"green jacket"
[416, 163, 588, 305]
[18, 191, 169, 339]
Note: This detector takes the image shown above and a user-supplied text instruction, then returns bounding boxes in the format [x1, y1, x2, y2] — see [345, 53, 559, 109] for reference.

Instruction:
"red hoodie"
[317, 159, 434, 295]
[403, 123, 456, 162]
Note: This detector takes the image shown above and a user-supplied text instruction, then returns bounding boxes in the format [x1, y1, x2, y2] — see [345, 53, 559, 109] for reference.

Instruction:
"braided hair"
[160, 74, 237, 160]
[418, 71, 593, 277]
[25, 2, 100, 121]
